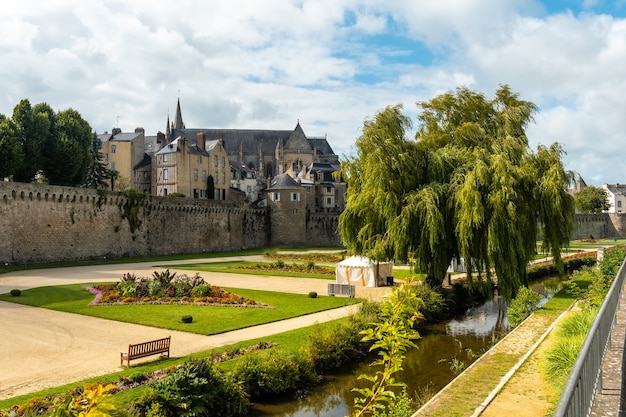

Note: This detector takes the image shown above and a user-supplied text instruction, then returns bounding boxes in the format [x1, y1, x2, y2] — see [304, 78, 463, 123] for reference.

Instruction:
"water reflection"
[249, 275, 565, 417]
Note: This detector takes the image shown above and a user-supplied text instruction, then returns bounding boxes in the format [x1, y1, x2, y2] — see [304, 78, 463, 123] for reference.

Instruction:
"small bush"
[308, 291, 318, 298]
[303, 317, 369, 373]
[543, 333, 587, 390]
[181, 315, 193, 323]
[10, 289, 21, 297]
[131, 358, 247, 417]
[231, 348, 317, 398]
[507, 286, 543, 328]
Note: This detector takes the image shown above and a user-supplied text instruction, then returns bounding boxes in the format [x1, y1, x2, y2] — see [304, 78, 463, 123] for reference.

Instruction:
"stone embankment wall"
[572, 213, 626, 240]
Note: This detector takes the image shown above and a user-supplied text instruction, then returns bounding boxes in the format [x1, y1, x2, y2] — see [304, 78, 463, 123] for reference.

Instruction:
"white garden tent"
[335, 256, 393, 287]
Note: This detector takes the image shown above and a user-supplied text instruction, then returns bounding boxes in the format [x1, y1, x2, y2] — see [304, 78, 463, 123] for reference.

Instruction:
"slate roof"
[605, 184, 626, 195]
[171, 127, 336, 158]
[268, 173, 302, 190]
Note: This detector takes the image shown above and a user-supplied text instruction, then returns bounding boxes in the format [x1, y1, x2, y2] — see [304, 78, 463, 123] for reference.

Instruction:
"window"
[163, 154, 168, 162]
[214, 156, 218, 166]
[111, 144, 116, 153]
[326, 186, 332, 193]
[194, 169, 198, 181]
[272, 192, 280, 201]
[163, 188, 168, 196]
[163, 168, 168, 180]
[619, 201, 623, 208]
[290, 192, 300, 201]
[200, 189, 206, 198]
[246, 185, 252, 193]
[143, 172, 149, 179]
[293, 209, 298, 214]
[202, 170, 206, 182]
[110, 162, 116, 170]
[221, 157, 225, 167]
[327, 197, 332, 205]
[198, 156, 202, 164]
[222, 172, 225, 184]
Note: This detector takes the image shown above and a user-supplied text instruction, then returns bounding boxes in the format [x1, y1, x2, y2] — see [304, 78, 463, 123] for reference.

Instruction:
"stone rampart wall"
[0, 182, 343, 265]
[0, 182, 270, 265]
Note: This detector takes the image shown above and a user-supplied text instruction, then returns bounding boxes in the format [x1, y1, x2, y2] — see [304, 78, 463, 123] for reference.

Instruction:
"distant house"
[98, 127, 146, 191]
[602, 183, 626, 213]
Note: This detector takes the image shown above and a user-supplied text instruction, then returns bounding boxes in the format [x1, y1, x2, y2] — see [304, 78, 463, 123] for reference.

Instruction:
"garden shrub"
[303, 315, 370, 373]
[308, 291, 318, 298]
[131, 358, 247, 417]
[181, 315, 193, 323]
[190, 283, 211, 298]
[410, 283, 448, 323]
[507, 286, 543, 328]
[230, 348, 317, 398]
[10, 289, 21, 297]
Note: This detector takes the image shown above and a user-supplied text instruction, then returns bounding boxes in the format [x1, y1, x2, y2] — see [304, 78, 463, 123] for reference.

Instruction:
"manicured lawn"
[0, 285, 359, 335]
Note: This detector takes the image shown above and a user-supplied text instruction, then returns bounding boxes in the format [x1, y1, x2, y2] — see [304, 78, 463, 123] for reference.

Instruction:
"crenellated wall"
[0, 182, 341, 265]
[0, 182, 271, 265]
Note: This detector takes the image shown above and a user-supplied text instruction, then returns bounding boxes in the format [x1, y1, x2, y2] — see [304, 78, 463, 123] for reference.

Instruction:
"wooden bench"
[121, 336, 171, 367]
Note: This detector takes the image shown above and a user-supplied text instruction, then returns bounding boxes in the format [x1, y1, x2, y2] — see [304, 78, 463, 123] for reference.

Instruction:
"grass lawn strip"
[0, 285, 359, 335]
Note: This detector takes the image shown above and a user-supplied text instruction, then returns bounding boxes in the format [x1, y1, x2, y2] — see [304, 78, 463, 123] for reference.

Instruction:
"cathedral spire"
[166, 113, 171, 143]
[173, 98, 185, 129]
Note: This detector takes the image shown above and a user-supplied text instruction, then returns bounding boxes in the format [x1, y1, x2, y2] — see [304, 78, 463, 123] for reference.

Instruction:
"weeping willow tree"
[338, 85, 575, 300]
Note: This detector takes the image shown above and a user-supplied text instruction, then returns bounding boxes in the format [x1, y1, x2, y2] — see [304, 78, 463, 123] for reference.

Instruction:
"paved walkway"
[0, 257, 392, 400]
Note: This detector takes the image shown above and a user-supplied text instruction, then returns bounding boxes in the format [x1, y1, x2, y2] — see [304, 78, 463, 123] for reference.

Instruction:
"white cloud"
[0, 0, 624, 185]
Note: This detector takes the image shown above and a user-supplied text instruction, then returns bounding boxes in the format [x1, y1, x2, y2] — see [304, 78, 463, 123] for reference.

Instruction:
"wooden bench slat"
[121, 336, 171, 367]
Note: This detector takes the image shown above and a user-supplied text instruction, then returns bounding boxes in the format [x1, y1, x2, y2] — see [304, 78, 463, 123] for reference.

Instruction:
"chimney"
[196, 132, 206, 151]
[112, 127, 121, 135]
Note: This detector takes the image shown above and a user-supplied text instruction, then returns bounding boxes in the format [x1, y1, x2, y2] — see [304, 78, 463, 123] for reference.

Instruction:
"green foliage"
[574, 185, 610, 213]
[83, 133, 110, 189]
[10, 289, 21, 297]
[600, 244, 626, 278]
[507, 286, 543, 328]
[120, 189, 147, 233]
[190, 283, 211, 298]
[370, 388, 416, 417]
[167, 192, 185, 198]
[339, 86, 575, 301]
[230, 348, 317, 398]
[308, 291, 318, 298]
[542, 313, 590, 391]
[131, 358, 247, 417]
[181, 315, 193, 323]
[303, 315, 370, 373]
[409, 282, 447, 323]
[0, 116, 23, 179]
[352, 281, 422, 417]
[50, 383, 119, 417]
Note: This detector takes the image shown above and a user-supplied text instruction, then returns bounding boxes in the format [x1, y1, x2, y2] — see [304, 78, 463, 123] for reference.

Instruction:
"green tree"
[574, 185, 609, 214]
[83, 133, 110, 189]
[339, 86, 575, 300]
[12, 99, 48, 182]
[45, 108, 93, 186]
[0, 115, 23, 179]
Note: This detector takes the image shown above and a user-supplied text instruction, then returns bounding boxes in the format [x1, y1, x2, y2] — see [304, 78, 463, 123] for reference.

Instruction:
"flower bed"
[86, 270, 269, 308]
[236, 260, 334, 275]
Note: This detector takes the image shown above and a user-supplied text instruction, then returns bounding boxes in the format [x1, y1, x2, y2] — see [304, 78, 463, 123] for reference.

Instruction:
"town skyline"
[1, 1, 625, 186]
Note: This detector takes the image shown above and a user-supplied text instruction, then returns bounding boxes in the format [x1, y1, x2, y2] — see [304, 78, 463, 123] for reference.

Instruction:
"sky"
[1, 0, 625, 186]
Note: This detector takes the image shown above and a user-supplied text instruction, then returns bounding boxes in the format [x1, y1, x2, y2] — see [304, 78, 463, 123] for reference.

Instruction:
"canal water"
[248, 275, 565, 417]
